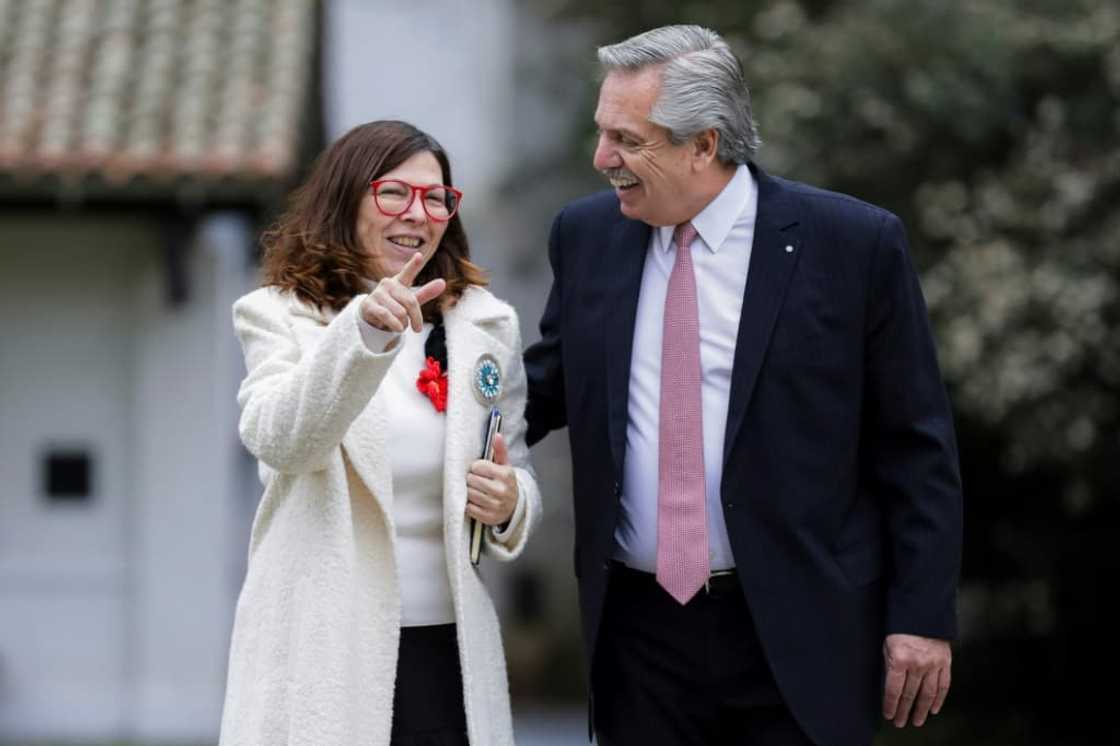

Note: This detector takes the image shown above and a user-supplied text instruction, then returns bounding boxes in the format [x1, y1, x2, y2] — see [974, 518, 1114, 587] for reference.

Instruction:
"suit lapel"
[722, 166, 802, 467]
[605, 217, 652, 480]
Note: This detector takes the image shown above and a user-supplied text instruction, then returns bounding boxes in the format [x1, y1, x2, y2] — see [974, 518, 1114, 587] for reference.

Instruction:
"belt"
[609, 560, 740, 596]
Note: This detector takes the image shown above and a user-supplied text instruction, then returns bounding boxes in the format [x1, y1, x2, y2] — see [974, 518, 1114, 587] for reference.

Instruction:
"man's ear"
[691, 129, 720, 170]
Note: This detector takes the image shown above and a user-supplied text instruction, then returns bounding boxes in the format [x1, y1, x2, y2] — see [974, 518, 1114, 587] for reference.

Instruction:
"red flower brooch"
[416, 356, 449, 412]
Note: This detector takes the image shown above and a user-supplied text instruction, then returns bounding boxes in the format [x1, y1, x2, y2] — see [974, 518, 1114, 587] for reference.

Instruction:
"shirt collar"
[657, 163, 755, 254]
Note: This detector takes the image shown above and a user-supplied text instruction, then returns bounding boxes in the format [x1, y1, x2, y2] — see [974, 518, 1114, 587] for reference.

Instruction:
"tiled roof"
[0, 0, 317, 193]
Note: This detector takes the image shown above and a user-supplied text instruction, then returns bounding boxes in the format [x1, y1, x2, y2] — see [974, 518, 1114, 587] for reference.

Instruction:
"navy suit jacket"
[524, 164, 963, 746]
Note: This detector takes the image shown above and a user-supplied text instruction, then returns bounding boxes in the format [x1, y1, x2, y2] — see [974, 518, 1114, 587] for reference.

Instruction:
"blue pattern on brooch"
[474, 355, 502, 403]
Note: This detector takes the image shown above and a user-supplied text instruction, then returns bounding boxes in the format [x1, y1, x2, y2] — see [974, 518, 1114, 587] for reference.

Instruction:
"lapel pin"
[785, 244, 794, 253]
[472, 353, 503, 405]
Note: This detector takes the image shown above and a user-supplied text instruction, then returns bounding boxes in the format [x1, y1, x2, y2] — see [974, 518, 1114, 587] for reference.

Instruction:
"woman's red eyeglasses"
[369, 179, 463, 221]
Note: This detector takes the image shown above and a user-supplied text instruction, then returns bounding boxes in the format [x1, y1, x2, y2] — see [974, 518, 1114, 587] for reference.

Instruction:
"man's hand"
[882, 633, 952, 728]
[360, 252, 446, 333]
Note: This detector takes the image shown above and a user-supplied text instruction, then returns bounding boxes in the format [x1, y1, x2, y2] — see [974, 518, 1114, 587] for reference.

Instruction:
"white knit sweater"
[362, 321, 525, 626]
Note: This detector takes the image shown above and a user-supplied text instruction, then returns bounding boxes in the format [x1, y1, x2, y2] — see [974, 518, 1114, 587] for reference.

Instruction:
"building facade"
[0, 1, 319, 741]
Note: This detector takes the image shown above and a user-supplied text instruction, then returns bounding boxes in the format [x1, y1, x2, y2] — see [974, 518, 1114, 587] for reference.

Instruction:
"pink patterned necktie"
[656, 221, 709, 605]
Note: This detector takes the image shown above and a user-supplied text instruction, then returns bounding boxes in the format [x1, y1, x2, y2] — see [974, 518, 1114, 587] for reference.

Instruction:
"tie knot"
[673, 222, 698, 251]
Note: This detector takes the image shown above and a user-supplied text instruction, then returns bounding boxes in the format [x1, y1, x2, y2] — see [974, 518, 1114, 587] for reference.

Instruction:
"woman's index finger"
[394, 252, 425, 286]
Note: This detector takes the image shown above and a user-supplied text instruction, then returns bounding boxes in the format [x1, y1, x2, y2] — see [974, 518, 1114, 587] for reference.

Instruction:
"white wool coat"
[219, 285, 541, 746]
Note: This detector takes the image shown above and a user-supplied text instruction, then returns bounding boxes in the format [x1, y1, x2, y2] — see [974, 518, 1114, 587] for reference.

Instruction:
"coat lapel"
[721, 165, 802, 467]
[605, 217, 652, 481]
[440, 290, 512, 566]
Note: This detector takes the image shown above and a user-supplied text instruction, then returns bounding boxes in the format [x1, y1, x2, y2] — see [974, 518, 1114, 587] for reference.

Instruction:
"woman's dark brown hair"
[261, 120, 486, 319]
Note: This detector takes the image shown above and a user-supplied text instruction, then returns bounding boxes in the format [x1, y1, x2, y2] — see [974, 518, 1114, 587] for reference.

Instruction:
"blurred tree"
[523, 0, 1120, 741]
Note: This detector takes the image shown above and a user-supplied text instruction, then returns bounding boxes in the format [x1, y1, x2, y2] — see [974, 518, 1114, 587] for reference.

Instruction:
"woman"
[219, 120, 541, 746]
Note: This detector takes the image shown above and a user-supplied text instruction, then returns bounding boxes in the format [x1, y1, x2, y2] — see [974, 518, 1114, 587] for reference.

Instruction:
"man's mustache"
[602, 168, 639, 182]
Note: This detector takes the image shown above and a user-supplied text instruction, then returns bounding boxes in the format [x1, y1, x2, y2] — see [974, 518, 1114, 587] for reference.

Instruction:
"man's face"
[592, 67, 696, 227]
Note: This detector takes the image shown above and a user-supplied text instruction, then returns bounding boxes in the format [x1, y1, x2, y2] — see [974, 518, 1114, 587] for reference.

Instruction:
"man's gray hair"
[597, 25, 761, 164]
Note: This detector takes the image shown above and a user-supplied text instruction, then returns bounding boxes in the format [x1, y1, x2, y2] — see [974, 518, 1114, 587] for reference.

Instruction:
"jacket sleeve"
[233, 289, 401, 474]
[484, 312, 543, 561]
[864, 214, 964, 640]
[523, 208, 569, 446]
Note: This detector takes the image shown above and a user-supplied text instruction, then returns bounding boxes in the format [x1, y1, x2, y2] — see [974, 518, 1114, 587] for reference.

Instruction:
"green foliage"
[536, 0, 1120, 511]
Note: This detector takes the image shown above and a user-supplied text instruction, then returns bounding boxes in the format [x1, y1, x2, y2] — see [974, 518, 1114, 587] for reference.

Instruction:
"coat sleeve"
[523, 208, 569, 447]
[863, 214, 964, 640]
[484, 311, 543, 561]
[233, 289, 401, 474]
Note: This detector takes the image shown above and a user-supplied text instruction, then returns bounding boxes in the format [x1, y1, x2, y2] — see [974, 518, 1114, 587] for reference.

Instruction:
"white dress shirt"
[614, 164, 758, 573]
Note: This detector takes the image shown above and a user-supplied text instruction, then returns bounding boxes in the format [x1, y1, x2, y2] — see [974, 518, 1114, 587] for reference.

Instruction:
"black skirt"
[391, 623, 470, 746]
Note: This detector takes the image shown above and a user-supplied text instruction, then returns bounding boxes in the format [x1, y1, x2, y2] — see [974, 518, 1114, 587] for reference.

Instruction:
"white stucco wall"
[0, 218, 141, 738]
[128, 213, 256, 741]
[325, 0, 514, 204]
[0, 213, 256, 743]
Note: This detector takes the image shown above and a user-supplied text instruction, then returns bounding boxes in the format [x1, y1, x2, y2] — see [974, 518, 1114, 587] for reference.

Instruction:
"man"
[524, 24, 963, 746]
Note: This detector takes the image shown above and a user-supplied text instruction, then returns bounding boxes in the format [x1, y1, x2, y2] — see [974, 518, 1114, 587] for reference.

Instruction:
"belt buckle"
[705, 569, 735, 594]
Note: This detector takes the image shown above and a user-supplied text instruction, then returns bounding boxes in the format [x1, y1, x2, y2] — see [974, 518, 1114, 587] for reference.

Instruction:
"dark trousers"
[592, 563, 814, 746]
[391, 624, 469, 746]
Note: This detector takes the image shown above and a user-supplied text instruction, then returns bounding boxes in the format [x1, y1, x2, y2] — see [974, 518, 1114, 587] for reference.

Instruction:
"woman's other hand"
[361, 252, 446, 333]
[466, 433, 519, 527]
